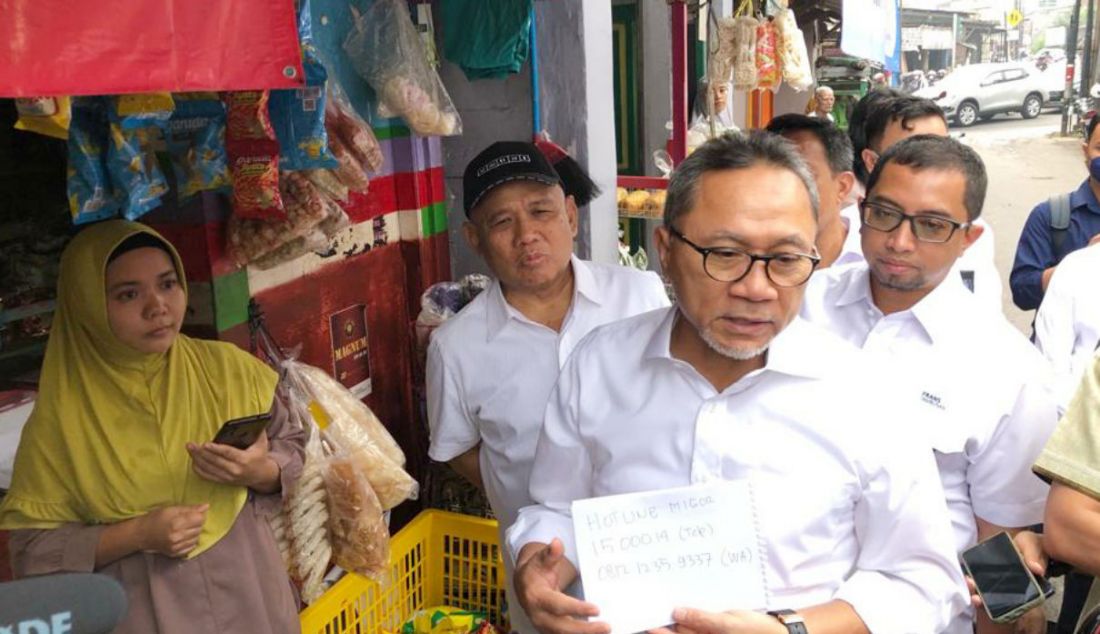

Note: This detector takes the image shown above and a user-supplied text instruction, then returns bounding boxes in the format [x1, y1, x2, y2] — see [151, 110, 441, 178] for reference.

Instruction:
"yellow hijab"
[0, 220, 277, 558]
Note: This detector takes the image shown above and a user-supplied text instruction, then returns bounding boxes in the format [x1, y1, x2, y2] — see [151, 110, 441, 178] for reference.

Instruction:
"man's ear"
[961, 220, 985, 252]
[462, 221, 482, 255]
[655, 225, 672, 274]
[565, 195, 579, 238]
[861, 148, 879, 177]
[836, 171, 856, 207]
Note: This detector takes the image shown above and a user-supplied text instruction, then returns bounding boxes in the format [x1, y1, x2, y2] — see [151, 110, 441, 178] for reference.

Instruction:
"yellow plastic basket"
[300, 510, 510, 634]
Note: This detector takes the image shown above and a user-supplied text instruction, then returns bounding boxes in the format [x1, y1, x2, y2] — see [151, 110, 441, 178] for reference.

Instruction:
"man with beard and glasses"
[507, 132, 965, 634]
[426, 141, 669, 633]
[800, 135, 1058, 634]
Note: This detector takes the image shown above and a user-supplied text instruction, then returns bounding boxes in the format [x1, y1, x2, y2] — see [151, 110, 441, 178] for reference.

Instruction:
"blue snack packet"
[67, 97, 120, 225]
[167, 95, 230, 201]
[107, 95, 173, 220]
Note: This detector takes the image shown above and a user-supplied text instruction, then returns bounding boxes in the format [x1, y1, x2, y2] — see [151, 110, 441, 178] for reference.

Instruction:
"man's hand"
[187, 433, 280, 493]
[135, 504, 208, 558]
[514, 539, 609, 634]
[967, 531, 1050, 634]
[649, 608, 786, 634]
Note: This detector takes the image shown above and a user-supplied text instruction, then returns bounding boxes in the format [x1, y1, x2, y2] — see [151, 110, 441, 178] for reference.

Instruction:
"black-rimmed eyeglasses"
[860, 200, 971, 243]
[667, 226, 820, 287]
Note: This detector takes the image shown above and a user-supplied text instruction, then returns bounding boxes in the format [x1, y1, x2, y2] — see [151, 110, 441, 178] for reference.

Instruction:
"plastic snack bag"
[15, 96, 72, 140]
[107, 95, 173, 220]
[288, 431, 333, 604]
[343, 0, 462, 137]
[67, 97, 120, 225]
[322, 447, 390, 580]
[732, 16, 759, 91]
[228, 140, 286, 220]
[327, 132, 371, 193]
[776, 8, 813, 91]
[755, 19, 781, 92]
[271, 48, 339, 171]
[225, 91, 277, 142]
[326, 80, 384, 173]
[167, 95, 230, 201]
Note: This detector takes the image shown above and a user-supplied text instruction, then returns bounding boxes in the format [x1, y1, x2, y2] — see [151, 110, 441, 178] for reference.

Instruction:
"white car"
[916, 63, 1048, 127]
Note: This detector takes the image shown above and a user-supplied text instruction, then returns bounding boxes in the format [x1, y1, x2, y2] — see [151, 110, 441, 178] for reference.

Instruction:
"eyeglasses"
[860, 200, 970, 243]
[667, 226, 820, 287]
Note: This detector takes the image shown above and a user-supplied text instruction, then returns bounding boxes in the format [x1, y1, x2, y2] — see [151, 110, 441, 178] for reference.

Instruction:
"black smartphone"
[961, 531, 1047, 623]
[211, 412, 273, 450]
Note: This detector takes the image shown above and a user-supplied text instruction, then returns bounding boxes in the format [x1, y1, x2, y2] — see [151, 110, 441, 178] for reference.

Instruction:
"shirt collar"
[642, 307, 830, 380]
[837, 263, 969, 345]
[1071, 179, 1100, 215]
[484, 256, 598, 341]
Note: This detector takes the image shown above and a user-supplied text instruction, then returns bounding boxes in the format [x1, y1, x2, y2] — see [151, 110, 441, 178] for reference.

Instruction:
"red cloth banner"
[0, 0, 305, 97]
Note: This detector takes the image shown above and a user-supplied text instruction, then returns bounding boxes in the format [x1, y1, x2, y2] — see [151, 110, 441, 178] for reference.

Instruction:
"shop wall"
[641, 1, 673, 176]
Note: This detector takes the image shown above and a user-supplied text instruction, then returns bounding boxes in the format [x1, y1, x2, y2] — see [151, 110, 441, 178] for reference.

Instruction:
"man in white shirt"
[846, 93, 1003, 311]
[1035, 243, 1100, 413]
[801, 135, 1057, 634]
[427, 141, 669, 632]
[509, 132, 966, 634]
[765, 114, 856, 269]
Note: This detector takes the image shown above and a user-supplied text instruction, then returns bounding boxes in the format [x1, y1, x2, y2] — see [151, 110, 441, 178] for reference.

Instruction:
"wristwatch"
[768, 609, 809, 634]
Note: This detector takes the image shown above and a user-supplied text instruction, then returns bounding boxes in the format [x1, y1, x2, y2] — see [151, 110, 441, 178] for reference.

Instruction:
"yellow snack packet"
[116, 93, 176, 116]
[14, 96, 72, 140]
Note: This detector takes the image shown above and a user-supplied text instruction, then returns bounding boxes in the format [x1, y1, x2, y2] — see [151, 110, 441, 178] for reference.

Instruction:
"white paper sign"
[572, 481, 767, 633]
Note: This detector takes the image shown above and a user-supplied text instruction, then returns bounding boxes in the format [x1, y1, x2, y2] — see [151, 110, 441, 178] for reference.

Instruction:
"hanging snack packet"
[327, 133, 370, 193]
[776, 8, 813, 91]
[271, 48, 338, 171]
[326, 81, 384, 173]
[755, 19, 781, 92]
[67, 97, 119, 225]
[167, 95, 230, 201]
[107, 94, 173, 220]
[15, 96, 72, 140]
[225, 91, 278, 142]
[732, 17, 759, 91]
[228, 140, 286, 220]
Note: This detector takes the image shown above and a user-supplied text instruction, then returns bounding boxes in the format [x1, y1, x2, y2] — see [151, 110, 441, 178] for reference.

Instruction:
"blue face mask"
[1090, 157, 1100, 182]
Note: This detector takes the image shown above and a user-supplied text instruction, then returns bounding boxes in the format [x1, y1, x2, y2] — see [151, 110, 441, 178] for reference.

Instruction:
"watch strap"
[768, 609, 809, 634]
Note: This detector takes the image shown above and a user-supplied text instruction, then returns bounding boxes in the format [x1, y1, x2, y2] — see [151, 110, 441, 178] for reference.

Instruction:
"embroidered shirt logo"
[921, 391, 946, 410]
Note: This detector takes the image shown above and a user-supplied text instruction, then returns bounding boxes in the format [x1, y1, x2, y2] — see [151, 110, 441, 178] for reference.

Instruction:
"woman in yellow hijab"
[0, 220, 304, 633]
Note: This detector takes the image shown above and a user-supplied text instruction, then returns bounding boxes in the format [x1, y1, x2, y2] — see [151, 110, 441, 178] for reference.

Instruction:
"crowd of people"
[4, 83, 1100, 634]
[428, 89, 1100, 634]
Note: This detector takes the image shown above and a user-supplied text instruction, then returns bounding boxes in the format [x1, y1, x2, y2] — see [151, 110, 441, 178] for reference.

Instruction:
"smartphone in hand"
[961, 531, 1049, 624]
[211, 412, 273, 450]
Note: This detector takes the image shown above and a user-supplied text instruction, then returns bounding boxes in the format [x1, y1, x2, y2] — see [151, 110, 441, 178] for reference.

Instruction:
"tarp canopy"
[0, 0, 304, 97]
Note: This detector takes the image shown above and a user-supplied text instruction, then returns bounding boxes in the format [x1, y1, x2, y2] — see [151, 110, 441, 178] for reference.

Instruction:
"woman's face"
[105, 247, 186, 354]
[712, 83, 730, 112]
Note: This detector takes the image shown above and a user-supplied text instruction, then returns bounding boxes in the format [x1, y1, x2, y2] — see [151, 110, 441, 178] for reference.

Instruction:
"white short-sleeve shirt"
[508, 309, 968, 634]
[427, 257, 669, 531]
[1035, 243, 1100, 412]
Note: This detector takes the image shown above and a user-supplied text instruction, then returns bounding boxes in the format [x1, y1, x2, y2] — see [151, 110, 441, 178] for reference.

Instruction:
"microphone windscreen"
[0, 572, 128, 634]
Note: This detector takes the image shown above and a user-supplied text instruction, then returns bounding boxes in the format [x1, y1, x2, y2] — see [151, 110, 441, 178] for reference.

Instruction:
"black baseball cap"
[463, 141, 562, 216]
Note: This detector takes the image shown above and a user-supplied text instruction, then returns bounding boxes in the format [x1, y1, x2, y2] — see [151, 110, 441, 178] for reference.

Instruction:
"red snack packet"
[225, 91, 277, 142]
[229, 139, 285, 219]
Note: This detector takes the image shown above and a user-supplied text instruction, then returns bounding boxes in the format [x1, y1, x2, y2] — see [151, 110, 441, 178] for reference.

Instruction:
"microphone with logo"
[0, 573, 127, 634]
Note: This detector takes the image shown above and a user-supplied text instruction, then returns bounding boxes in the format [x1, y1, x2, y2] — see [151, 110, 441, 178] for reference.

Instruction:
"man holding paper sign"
[508, 132, 967, 634]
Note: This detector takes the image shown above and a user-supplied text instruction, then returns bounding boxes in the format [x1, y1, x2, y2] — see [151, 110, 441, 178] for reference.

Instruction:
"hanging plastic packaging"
[166, 95, 230, 201]
[755, 20, 781, 92]
[776, 9, 813, 92]
[732, 17, 759, 91]
[15, 97, 72, 140]
[326, 81, 384, 173]
[343, 0, 462, 136]
[106, 94, 173, 220]
[67, 97, 120, 225]
[271, 47, 338, 171]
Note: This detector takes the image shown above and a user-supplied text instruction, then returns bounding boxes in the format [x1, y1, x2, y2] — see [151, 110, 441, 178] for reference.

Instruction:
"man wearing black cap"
[426, 141, 669, 632]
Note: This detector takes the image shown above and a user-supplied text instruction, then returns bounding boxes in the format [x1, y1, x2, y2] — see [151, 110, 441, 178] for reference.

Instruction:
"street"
[958, 110, 1087, 334]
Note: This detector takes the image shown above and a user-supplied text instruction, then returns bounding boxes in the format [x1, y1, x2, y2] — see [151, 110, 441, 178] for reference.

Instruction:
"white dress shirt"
[800, 263, 1056, 632]
[428, 255, 669, 522]
[835, 204, 1003, 314]
[1035, 243, 1100, 413]
[508, 308, 967, 634]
